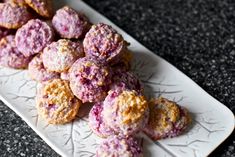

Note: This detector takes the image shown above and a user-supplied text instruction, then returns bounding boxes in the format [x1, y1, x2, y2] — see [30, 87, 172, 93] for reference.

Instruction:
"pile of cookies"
[0, 0, 191, 156]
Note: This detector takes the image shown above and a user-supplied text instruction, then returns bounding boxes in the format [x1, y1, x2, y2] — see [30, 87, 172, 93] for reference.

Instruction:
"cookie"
[52, 6, 91, 39]
[83, 23, 127, 63]
[110, 70, 143, 94]
[15, 19, 54, 57]
[69, 57, 111, 103]
[103, 89, 149, 136]
[143, 97, 192, 140]
[4, 0, 27, 6]
[25, 0, 53, 18]
[96, 136, 143, 157]
[0, 3, 32, 29]
[111, 49, 133, 71]
[88, 102, 116, 138]
[42, 39, 84, 72]
[0, 35, 31, 69]
[36, 79, 81, 124]
[28, 54, 60, 82]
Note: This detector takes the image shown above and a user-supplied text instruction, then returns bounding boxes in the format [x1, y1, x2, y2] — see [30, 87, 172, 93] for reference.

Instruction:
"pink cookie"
[143, 97, 192, 140]
[110, 70, 143, 94]
[15, 19, 54, 57]
[69, 57, 111, 103]
[88, 102, 116, 138]
[96, 136, 143, 157]
[0, 35, 31, 69]
[52, 6, 91, 39]
[83, 23, 127, 63]
[42, 39, 84, 72]
[0, 3, 32, 29]
[103, 89, 149, 136]
[28, 54, 60, 82]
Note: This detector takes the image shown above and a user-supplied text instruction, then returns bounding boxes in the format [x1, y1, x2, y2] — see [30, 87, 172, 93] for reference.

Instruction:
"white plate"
[0, 0, 234, 157]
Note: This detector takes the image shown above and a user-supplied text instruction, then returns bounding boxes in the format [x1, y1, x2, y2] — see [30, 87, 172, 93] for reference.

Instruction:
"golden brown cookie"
[36, 79, 81, 124]
[103, 90, 149, 136]
[4, 0, 27, 6]
[144, 97, 191, 140]
[112, 49, 133, 71]
[25, 0, 53, 18]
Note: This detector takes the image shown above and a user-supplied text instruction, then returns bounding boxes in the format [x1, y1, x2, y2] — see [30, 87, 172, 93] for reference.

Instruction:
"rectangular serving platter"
[0, 0, 234, 157]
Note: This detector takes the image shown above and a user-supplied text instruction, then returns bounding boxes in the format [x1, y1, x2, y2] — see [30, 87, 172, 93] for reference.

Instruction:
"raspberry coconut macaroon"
[25, 0, 53, 18]
[69, 57, 112, 103]
[143, 97, 191, 140]
[28, 54, 60, 82]
[110, 69, 143, 94]
[103, 89, 149, 136]
[4, 0, 27, 6]
[42, 39, 84, 73]
[96, 136, 143, 157]
[15, 19, 54, 57]
[88, 102, 116, 138]
[111, 49, 133, 71]
[52, 6, 91, 39]
[0, 3, 32, 29]
[0, 35, 31, 69]
[36, 79, 81, 124]
[83, 23, 128, 63]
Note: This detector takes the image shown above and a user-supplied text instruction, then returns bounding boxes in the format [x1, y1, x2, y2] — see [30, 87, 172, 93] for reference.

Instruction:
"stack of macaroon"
[0, 1, 192, 156]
